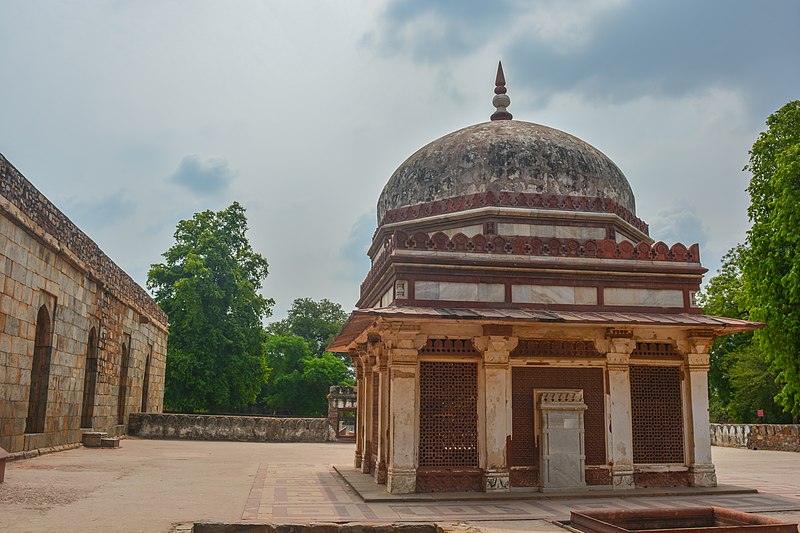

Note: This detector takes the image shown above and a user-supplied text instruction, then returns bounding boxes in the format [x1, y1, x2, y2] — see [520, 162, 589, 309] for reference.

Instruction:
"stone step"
[81, 431, 108, 448]
[100, 438, 120, 448]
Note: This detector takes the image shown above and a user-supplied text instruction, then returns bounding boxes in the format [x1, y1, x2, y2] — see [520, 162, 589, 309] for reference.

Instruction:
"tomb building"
[328, 64, 760, 494]
[0, 154, 168, 453]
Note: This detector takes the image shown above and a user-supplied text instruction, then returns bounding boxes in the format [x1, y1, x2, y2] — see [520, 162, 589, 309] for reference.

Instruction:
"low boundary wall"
[128, 413, 336, 442]
[710, 424, 799, 452]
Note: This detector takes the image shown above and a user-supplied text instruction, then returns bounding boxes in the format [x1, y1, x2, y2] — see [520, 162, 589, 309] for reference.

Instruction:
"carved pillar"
[374, 349, 389, 484]
[474, 334, 517, 492]
[360, 355, 374, 474]
[352, 349, 365, 469]
[384, 327, 425, 494]
[606, 330, 636, 490]
[685, 332, 717, 487]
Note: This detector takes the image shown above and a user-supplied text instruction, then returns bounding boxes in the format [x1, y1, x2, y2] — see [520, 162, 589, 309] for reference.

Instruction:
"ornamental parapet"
[360, 230, 700, 297]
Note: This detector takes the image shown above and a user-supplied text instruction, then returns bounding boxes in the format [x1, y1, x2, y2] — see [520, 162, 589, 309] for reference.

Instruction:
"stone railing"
[710, 424, 799, 452]
[128, 413, 336, 443]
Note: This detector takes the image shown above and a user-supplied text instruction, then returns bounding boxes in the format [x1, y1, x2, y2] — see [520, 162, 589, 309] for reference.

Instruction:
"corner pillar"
[374, 349, 389, 484]
[685, 332, 717, 487]
[606, 330, 636, 490]
[351, 349, 365, 469]
[360, 355, 374, 474]
[384, 327, 425, 494]
[474, 334, 517, 492]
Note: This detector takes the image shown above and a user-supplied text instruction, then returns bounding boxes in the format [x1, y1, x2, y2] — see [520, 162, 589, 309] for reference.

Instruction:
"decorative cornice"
[377, 191, 649, 234]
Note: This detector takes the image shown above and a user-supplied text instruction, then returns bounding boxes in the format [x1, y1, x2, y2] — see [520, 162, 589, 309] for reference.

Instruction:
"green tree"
[699, 245, 791, 423]
[726, 344, 788, 423]
[697, 246, 752, 419]
[267, 298, 348, 357]
[148, 202, 274, 412]
[742, 100, 800, 418]
[262, 335, 353, 416]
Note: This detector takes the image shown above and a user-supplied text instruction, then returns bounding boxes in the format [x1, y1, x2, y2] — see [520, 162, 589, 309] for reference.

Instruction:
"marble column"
[360, 356, 374, 475]
[474, 335, 517, 492]
[384, 328, 425, 494]
[685, 332, 717, 487]
[352, 352, 364, 469]
[606, 332, 636, 490]
[374, 351, 389, 484]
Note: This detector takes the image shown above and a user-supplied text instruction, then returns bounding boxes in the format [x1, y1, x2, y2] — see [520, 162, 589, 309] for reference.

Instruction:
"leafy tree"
[726, 344, 787, 423]
[148, 202, 274, 412]
[267, 298, 348, 357]
[742, 100, 800, 418]
[697, 246, 752, 418]
[699, 245, 791, 423]
[262, 335, 353, 416]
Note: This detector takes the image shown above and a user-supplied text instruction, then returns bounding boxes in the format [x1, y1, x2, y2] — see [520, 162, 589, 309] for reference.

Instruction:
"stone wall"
[710, 424, 799, 452]
[128, 413, 337, 442]
[0, 154, 168, 453]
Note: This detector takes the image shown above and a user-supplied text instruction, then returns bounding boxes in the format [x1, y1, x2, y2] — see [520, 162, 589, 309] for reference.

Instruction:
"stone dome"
[377, 120, 636, 223]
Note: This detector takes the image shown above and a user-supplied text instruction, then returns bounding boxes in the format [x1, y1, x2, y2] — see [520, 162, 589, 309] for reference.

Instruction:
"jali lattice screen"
[630, 365, 685, 464]
[418, 361, 478, 468]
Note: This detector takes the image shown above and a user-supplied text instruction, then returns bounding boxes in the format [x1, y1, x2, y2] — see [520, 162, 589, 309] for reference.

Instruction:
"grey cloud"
[169, 155, 234, 196]
[365, 0, 517, 62]
[339, 212, 375, 282]
[64, 191, 136, 229]
[369, 0, 800, 115]
[508, 0, 800, 112]
[648, 207, 709, 248]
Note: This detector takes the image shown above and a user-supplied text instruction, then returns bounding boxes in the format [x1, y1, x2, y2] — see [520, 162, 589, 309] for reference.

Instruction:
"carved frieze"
[511, 339, 600, 358]
[420, 338, 477, 355]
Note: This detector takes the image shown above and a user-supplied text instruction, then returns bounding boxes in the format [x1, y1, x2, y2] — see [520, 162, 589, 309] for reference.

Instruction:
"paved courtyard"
[1, 440, 799, 532]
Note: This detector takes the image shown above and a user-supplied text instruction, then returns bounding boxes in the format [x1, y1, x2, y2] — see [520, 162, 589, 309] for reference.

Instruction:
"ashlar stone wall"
[0, 154, 168, 453]
[128, 413, 336, 442]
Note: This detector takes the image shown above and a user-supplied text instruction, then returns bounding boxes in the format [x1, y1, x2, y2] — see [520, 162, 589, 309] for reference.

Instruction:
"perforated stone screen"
[511, 367, 606, 469]
[418, 361, 478, 468]
[630, 365, 685, 464]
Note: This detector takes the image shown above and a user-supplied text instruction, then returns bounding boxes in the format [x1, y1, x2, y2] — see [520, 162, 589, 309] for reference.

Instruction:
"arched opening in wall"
[80, 327, 99, 429]
[26, 305, 53, 434]
[141, 345, 153, 412]
[117, 339, 130, 425]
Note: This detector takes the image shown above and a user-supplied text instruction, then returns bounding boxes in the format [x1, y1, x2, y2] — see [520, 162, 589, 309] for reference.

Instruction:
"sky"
[1, 0, 798, 320]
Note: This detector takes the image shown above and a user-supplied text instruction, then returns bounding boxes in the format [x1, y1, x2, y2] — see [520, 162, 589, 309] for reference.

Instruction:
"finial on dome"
[491, 61, 512, 121]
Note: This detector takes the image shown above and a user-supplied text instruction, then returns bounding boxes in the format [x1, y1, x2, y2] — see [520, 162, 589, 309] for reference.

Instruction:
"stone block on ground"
[82, 431, 108, 448]
[100, 437, 120, 448]
[0, 446, 10, 483]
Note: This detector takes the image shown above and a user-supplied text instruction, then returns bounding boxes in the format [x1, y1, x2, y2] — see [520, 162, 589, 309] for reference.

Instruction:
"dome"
[377, 120, 636, 223]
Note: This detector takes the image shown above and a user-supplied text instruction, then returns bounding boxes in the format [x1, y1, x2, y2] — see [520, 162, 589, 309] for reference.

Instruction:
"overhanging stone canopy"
[330, 62, 761, 495]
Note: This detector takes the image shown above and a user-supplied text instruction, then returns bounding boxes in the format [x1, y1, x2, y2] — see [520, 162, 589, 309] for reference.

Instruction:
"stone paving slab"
[334, 465, 757, 502]
[241, 463, 800, 524]
[0, 440, 799, 532]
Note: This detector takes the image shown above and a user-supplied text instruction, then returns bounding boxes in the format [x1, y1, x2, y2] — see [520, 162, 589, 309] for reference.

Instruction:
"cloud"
[368, 0, 800, 115]
[339, 212, 375, 282]
[508, 0, 800, 110]
[648, 207, 709, 248]
[363, 0, 516, 62]
[168, 155, 234, 196]
[63, 191, 136, 229]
